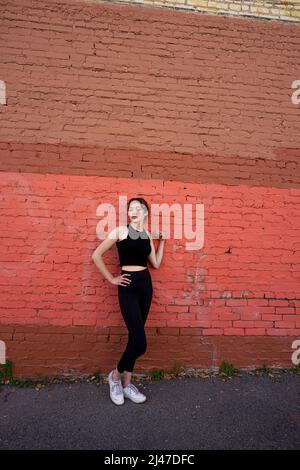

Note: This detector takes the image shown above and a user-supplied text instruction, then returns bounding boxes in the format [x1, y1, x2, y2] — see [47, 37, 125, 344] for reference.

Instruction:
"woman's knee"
[134, 338, 147, 357]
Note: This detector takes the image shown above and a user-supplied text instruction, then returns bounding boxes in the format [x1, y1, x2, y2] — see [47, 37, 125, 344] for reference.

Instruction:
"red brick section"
[0, 324, 298, 379]
[0, 0, 300, 189]
[0, 172, 299, 377]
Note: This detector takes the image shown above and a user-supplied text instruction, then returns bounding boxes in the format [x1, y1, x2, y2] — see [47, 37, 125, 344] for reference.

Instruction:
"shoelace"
[112, 382, 123, 396]
[125, 383, 140, 395]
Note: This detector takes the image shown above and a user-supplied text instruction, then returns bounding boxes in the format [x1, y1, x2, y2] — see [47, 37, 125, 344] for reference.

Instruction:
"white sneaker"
[108, 370, 124, 405]
[123, 382, 147, 403]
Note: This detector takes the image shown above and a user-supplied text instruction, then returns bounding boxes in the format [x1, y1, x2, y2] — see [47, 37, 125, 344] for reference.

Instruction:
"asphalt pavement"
[0, 371, 299, 450]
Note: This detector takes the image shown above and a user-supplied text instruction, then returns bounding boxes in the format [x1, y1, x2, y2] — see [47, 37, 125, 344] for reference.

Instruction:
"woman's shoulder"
[114, 225, 129, 243]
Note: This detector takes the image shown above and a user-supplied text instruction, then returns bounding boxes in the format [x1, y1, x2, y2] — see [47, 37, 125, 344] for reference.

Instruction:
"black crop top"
[116, 224, 152, 267]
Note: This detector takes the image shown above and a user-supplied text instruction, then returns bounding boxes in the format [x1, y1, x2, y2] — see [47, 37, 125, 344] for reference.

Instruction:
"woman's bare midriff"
[121, 266, 147, 271]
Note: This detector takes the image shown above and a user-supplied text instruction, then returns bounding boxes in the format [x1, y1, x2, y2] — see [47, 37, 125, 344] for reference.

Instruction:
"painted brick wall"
[0, 0, 299, 378]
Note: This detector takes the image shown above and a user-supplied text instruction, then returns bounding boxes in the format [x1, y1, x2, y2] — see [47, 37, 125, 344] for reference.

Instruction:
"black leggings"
[117, 268, 153, 373]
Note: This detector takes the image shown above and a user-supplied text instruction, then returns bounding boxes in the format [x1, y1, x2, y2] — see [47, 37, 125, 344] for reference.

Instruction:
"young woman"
[92, 197, 165, 405]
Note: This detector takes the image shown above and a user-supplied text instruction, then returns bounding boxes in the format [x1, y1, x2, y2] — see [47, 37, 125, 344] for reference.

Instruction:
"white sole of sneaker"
[123, 394, 147, 403]
[110, 396, 125, 405]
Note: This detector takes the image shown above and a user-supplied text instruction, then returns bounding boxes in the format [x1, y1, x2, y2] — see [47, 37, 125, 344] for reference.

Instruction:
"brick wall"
[0, 0, 299, 378]
[84, 0, 300, 22]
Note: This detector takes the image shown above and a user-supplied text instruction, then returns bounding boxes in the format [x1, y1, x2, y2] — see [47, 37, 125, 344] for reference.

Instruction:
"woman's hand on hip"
[110, 273, 132, 286]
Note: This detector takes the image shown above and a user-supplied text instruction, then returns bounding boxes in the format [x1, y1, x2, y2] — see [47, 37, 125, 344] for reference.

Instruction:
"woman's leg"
[122, 370, 132, 387]
[117, 284, 148, 376]
[121, 332, 134, 386]
[139, 273, 153, 325]
[121, 279, 153, 386]
[112, 368, 122, 381]
[122, 272, 153, 387]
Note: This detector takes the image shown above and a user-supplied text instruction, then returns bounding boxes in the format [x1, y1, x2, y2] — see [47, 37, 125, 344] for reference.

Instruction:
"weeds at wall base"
[0, 359, 299, 390]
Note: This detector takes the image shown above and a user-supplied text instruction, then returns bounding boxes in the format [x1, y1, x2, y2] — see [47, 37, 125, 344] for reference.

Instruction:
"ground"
[0, 369, 299, 450]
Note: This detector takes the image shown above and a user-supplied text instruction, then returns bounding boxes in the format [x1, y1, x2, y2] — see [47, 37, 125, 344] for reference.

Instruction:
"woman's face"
[128, 201, 147, 223]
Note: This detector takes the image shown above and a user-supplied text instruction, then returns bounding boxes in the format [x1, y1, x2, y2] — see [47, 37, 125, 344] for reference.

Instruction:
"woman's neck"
[129, 221, 144, 232]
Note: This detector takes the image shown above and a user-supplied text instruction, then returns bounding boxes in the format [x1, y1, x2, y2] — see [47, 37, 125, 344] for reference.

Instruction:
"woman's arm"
[146, 229, 165, 269]
[92, 227, 131, 286]
[91, 228, 118, 283]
